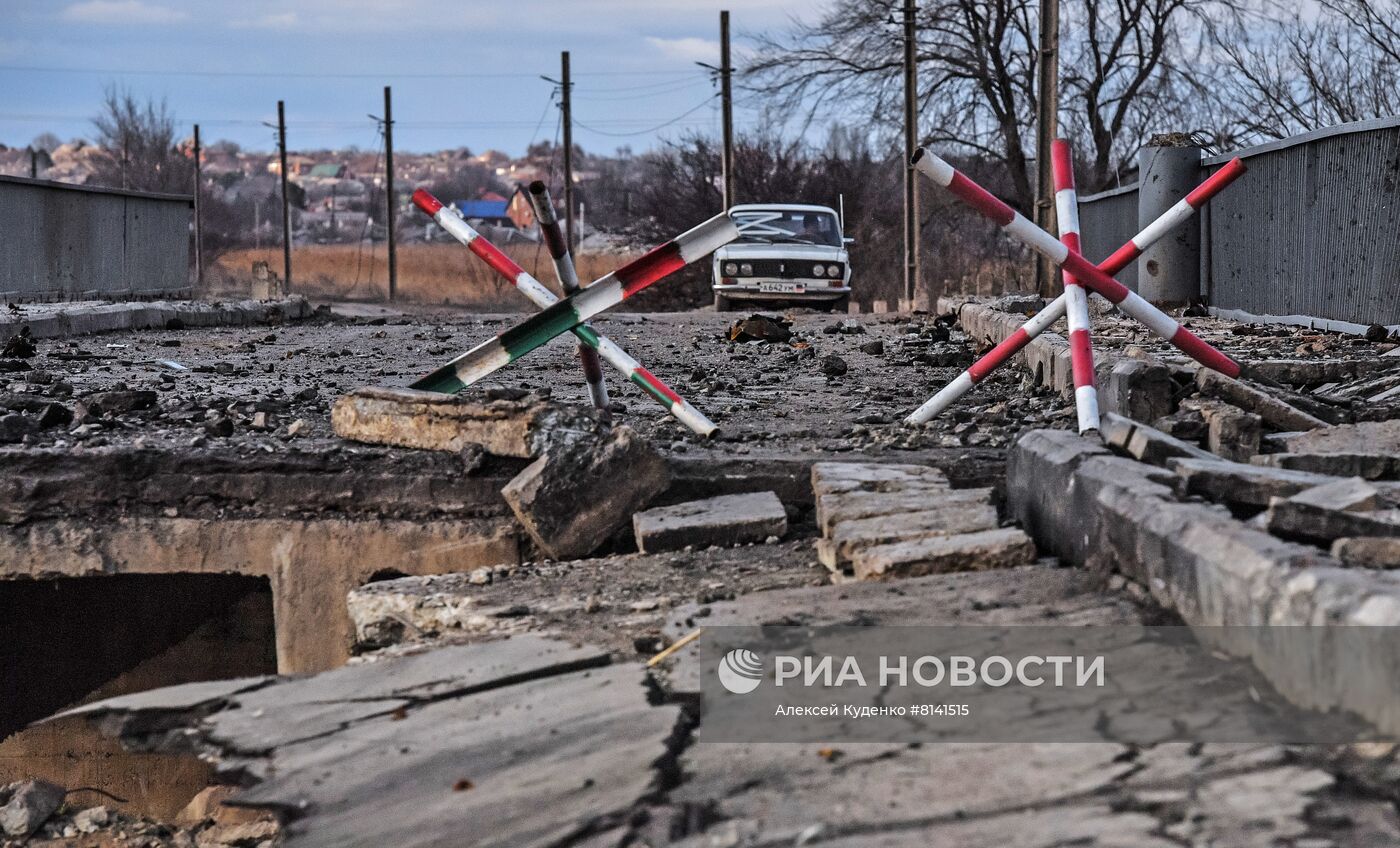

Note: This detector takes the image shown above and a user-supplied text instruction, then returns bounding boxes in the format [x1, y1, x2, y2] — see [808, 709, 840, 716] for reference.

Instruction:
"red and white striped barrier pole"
[905, 156, 1245, 424]
[526, 181, 611, 417]
[412, 190, 718, 436]
[912, 148, 1240, 375]
[1052, 139, 1100, 434]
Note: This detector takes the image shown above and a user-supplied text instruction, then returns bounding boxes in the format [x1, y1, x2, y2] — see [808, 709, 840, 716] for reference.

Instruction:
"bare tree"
[1207, 0, 1400, 143]
[89, 84, 193, 193]
[746, 0, 1223, 203]
[29, 133, 61, 153]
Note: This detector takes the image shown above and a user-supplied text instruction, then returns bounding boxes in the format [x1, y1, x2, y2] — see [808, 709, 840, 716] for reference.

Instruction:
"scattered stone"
[0, 779, 65, 838]
[203, 415, 235, 437]
[820, 355, 848, 377]
[727, 314, 792, 344]
[633, 491, 787, 553]
[175, 786, 268, 828]
[824, 318, 864, 335]
[852, 526, 1037, 580]
[1365, 323, 1391, 343]
[72, 805, 109, 834]
[859, 339, 885, 355]
[1, 327, 35, 359]
[1195, 369, 1330, 432]
[85, 389, 157, 415]
[503, 425, 669, 559]
[332, 386, 597, 458]
[0, 359, 30, 373]
[1100, 412, 1216, 466]
[35, 402, 72, 429]
[1153, 407, 1206, 441]
[0, 412, 39, 444]
[286, 418, 307, 438]
[1331, 537, 1400, 568]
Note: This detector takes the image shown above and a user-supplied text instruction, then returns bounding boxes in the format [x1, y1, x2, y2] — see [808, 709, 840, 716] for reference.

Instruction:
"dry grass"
[210, 244, 637, 309]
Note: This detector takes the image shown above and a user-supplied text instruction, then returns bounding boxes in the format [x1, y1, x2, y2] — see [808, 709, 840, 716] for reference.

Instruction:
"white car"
[712, 204, 853, 311]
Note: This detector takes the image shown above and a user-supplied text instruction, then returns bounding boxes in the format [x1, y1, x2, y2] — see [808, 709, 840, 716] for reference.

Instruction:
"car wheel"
[824, 295, 851, 313]
[714, 293, 734, 312]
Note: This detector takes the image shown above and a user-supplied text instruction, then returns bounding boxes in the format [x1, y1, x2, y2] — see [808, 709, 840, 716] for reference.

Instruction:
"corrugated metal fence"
[0, 175, 192, 302]
[1078, 116, 1400, 328]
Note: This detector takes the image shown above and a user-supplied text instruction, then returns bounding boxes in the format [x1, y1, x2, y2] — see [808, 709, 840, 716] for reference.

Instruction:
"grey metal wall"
[0, 175, 192, 301]
[1203, 117, 1400, 327]
[1076, 183, 1140, 291]
[1075, 116, 1400, 326]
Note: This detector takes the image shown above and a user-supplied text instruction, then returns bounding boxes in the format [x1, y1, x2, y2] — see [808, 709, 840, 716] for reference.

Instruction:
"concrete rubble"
[331, 385, 598, 457]
[632, 490, 787, 553]
[503, 424, 669, 559]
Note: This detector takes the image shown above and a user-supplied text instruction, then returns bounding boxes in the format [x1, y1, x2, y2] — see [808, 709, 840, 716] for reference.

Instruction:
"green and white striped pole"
[412, 189, 720, 436]
[412, 202, 738, 399]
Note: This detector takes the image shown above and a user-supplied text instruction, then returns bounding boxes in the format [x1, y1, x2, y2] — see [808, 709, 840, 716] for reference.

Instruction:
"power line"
[0, 64, 699, 80]
[573, 95, 719, 138]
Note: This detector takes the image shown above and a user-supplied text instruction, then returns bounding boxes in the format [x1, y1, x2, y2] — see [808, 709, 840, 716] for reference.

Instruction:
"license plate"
[758, 281, 805, 293]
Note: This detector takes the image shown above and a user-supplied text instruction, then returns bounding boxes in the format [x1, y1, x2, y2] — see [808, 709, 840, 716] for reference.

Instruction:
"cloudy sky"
[1, 0, 804, 155]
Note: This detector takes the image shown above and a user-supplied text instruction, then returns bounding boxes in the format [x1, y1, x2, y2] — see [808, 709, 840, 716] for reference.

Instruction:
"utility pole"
[1033, 0, 1060, 296]
[901, 0, 921, 307]
[384, 85, 397, 302]
[720, 10, 736, 210]
[561, 51, 575, 250]
[193, 124, 203, 287]
[277, 100, 292, 291]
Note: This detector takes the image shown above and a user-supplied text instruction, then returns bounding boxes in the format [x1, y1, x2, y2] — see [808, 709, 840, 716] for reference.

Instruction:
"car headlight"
[739, 263, 753, 276]
[828, 264, 841, 277]
[812, 263, 826, 277]
[723, 262, 738, 275]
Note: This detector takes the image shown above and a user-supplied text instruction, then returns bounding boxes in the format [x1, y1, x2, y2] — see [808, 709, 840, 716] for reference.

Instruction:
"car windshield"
[732, 209, 842, 247]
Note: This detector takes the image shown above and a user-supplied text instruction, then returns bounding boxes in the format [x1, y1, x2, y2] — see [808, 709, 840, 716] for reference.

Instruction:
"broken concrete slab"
[0, 443, 526, 525]
[815, 485, 976, 535]
[503, 425, 669, 560]
[332, 386, 598, 457]
[1100, 411, 1217, 466]
[1252, 451, 1399, 479]
[810, 461, 948, 496]
[632, 491, 786, 553]
[1185, 399, 1262, 462]
[1169, 457, 1346, 508]
[1331, 537, 1400, 568]
[1277, 419, 1400, 456]
[1289, 477, 1391, 512]
[851, 526, 1036, 580]
[1100, 359, 1174, 423]
[1195, 369, 1330, 432]
[1264, 498, 1400, 544]
[817, 496, 1000, 571]
[66, 636, 679, 848]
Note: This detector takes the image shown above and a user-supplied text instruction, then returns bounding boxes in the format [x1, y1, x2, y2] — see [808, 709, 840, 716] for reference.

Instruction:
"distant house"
[269, 154, 315, 176]
[453, 198, 512, 227]
[308, 163, 347, 179]
[507, 184, 538, 230]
